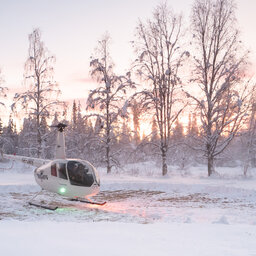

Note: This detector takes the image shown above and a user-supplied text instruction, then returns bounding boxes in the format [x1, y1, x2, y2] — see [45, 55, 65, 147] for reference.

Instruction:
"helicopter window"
[51, 163, 57, 177]
[58, 163, 67, 180]
[67, 161, 94, 187]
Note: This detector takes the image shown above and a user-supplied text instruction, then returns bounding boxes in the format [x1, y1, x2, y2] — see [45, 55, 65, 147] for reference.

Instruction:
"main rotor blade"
[49, 123, 67, 132]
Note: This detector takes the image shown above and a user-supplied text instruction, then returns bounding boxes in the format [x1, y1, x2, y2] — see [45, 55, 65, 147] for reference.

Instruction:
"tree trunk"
[37, 132, 42, 158]
[161, 147, 167, 176]
[36, 115, 41, 158]
[106, 140, 111, 174]
[207, 154, 214, 176]
[106, 93, 111, 174]
[243, 163, 248, 176]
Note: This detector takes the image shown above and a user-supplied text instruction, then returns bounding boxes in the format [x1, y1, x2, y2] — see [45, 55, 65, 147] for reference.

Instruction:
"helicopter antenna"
[50, 123, 67, 159]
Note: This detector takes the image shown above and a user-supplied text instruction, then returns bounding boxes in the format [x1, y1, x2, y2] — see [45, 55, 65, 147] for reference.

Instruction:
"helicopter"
[4, 123, 105, 210]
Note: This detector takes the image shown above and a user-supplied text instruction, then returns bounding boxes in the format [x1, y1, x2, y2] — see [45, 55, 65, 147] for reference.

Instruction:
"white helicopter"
[4, 123, 105, 210]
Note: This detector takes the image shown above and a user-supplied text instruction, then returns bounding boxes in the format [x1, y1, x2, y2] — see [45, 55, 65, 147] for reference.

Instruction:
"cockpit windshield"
[67, 161, 94, 187]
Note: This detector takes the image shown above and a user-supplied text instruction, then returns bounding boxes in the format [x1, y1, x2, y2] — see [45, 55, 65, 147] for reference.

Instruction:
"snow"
[1, 222, 256, 256]
[0, 160, 256, 255]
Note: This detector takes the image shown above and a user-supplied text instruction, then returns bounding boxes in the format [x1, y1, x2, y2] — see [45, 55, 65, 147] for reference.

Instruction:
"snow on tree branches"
[133, 3, 188, 176]
[12, 28, 64, 158]
[188, 0, 253, 176]
[87, 34, 135, 173]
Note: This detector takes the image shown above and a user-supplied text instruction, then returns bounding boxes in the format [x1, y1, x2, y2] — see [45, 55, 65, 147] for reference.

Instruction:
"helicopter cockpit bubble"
[67, 160, 96, 187]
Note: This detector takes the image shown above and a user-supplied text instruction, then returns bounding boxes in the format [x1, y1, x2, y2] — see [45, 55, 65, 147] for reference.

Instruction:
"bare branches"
[190, 0, 251, 176]
[87, 34, 135, 173]
[0, 69, 8, 108]
[133, 3, 187, 175]
[12, 28, 63, 158]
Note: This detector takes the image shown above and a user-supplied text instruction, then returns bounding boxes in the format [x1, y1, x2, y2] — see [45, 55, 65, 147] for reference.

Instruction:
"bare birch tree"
[0, 69, 7, 107]
[0, 70, 9, 153]
[189, 0, 252, 176]
[242, 91, 256, 176]
[87, 34, 134, 173]
[134, 3, 188, 175]
[130, 99, 141, 144]
[12, 28, 62, 158]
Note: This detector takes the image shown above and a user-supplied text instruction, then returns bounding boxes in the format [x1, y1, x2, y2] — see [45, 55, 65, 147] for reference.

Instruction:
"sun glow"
[139, 121, 152, 139]
[137, 114, 191, 139]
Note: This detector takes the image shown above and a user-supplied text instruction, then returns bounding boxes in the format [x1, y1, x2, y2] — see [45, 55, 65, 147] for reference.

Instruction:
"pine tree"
[188, 113, 199, 137]
[76, 101, 85, 133]
[119, 117, 131, 144]
[131, 100, 141, 144]
[0, 116, 17, 154]
[94, 116, 103, 135]
[0, 118, 3, 135]
[18, 117, 37, 156]
[72, 100, 77, 130]
[151, 117, 158, 142]
[172, 118, 184, 141]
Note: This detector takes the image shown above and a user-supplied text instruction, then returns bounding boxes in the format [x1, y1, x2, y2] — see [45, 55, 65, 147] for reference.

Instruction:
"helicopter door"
[57, 162, 68, 185]
[51, 163, 57, 177]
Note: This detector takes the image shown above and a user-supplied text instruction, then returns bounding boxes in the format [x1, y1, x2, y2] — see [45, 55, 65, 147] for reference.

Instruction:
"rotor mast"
[52, 123, 67, 159]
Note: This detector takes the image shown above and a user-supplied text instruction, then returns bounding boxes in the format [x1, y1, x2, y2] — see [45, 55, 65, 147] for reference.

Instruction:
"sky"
[0, 0, 256, 122]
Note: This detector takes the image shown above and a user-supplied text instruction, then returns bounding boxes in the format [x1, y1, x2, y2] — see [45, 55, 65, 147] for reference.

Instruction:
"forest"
[0, 0, 255, 177]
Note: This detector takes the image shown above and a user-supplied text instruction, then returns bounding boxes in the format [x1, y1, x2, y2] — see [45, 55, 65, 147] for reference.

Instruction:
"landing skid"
[28, 190, 58, 210]
[29, 201, 58, 211]
[27, 190, 106, 210]
[69, 198, 106, 206]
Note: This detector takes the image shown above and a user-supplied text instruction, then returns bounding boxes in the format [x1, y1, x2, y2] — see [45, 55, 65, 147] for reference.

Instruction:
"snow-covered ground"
[0, 160, 256, 255]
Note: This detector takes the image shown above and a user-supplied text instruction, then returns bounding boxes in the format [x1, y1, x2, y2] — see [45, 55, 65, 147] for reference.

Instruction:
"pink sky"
[0, 0, 255, 123]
